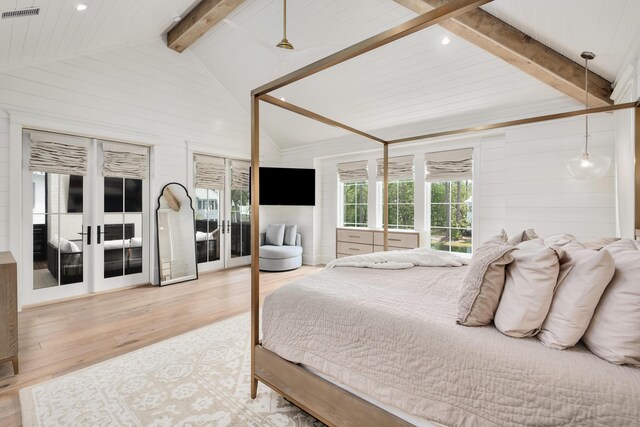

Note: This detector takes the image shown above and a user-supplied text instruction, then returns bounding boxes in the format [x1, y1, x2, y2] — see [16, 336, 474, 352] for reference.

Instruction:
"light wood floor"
[0, 265, 322, 427]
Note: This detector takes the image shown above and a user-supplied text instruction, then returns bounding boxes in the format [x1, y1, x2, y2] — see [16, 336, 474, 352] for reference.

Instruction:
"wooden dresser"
[336, 228, 421, 258]
[0, 252, 18, 375]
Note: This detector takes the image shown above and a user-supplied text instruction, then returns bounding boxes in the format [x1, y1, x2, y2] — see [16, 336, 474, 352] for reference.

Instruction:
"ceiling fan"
[222, 0, 344, 78]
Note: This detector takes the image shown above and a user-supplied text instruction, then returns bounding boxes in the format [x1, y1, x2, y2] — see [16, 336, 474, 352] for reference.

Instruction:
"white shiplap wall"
[0, 39, 280, 273]
[281, 114, 616, 264]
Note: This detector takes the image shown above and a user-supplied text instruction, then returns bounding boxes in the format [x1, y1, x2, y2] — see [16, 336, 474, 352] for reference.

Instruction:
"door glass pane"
[231, 188, 250, 258]
[104, 212, 125, 278]
[125, 213, 143, 275]
[59, 212, 83, 285]
[33, 173, 84, 289]
[125, 178, 143, 212]
[104, 177, 124, 212]
[195, 188, 220, 263]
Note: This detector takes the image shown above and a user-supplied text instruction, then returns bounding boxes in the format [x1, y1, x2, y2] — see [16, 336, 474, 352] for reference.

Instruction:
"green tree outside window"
[430, 180, 472, 253]
[383, 180, 414, 230]
[343, 181, 368, 227]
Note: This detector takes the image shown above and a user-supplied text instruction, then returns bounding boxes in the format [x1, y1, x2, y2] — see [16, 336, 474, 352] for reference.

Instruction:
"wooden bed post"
[383, 143, 389, 251]
[635, 104, 640, 234]
[250, 94, 260, 399]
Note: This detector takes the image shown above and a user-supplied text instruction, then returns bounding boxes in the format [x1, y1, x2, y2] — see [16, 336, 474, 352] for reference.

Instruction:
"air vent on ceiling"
[2, 7, 40, 19]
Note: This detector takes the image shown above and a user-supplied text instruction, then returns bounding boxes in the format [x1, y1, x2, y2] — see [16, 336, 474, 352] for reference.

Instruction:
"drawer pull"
[349, 248, 361, 251]
[389, 238, 401, 242]
[348, 235, 360, 238]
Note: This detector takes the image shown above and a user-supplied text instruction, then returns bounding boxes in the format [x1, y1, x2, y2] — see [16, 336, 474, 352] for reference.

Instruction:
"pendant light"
[566, 52, 611, 180]
[276, 0, 293, 50]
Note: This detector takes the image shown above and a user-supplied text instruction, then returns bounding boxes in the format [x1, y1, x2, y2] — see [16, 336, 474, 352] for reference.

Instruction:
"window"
[430, 180, 472, 253]
[382, 179, 414, 230]
[342, 181, 368, 227]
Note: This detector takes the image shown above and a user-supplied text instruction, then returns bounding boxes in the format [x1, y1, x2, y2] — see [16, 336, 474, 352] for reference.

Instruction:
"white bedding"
[325, 248, 468, 270]
[262, 266, 640, 427]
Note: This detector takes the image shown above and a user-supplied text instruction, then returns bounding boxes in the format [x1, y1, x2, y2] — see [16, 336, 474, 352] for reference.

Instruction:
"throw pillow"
[582, 239, 640, 365]
[538, 243, 615, 350]
[284, 225, 298, 246]
[265, 224, 285, 246]
[457, 242, 516, 326]
[494, 240, 560, 338]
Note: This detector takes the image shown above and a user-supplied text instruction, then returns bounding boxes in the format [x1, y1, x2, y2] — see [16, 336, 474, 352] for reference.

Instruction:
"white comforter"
[262, 267, 640, 427]
[325, 248, 468, 269]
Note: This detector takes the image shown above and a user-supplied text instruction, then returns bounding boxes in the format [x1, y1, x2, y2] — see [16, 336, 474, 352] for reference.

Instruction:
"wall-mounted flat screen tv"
[251, 167, 315, 206]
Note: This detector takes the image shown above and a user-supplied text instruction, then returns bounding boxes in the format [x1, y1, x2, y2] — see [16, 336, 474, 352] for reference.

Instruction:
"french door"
[23, 131, 150, 305]
[194, 156, 251, 272]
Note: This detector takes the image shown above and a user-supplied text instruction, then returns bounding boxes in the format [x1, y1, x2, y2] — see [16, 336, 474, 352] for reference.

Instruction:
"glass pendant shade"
[566, 146, 611, 181]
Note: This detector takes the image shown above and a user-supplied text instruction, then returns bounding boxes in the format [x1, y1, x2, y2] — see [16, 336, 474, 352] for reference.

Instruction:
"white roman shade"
[376, 155, 414, 181]
[29, 131, 89, 176]
[425, 148, 473, 182]
[101, 141, 149, 180]
[195, 155, 225, 190]
[338, 160, 368, 183]
[231, 160, 250, 189]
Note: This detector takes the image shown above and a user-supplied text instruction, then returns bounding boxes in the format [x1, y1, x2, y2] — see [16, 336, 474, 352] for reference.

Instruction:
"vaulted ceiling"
[188, 0, 640, 148]
[1, 0, 639, 150]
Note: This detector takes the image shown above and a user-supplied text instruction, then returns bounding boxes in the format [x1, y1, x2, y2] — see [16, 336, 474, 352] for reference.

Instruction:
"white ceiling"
[0, 0, 196, 71]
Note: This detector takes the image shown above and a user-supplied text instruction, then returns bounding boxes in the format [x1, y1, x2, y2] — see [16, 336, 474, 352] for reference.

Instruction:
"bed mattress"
[262, 266, 640, 427]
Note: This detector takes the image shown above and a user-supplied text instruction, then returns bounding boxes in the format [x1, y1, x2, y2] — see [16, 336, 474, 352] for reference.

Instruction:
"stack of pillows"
[457, 229, 640, 366]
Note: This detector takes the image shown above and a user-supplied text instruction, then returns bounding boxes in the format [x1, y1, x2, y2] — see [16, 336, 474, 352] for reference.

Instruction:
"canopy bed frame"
[248, 0, 640, 425]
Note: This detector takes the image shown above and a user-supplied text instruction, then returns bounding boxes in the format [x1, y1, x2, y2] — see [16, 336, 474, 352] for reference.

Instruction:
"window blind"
[376, 155, 414, 181]
[231, 160, 250, 189]
[101, 141, 149, 180]
[337, 160, 368, 183]
[29, 131, 89, 176]
[194, 155, 225, 190]
[424, 148, 473, 182]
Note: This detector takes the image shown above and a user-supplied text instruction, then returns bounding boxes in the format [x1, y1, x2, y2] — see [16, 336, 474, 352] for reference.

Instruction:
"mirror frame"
[156, 182, 199, 286]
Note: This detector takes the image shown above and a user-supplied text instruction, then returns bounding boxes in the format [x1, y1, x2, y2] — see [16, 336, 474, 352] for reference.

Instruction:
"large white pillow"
[494, 240, 560, 338]
[582, 239, 640, 365]
[538, 242, 615, 350]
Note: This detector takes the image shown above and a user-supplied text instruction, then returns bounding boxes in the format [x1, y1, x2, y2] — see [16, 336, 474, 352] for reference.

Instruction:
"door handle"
[97, 225, 103, 244]
[227, 221, 230, 234]
[221, 220, 225, 235]
[77, 226, 91, 245]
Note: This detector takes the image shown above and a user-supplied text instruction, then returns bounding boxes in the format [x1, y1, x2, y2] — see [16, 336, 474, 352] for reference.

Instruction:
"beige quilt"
[262, 266, 640, 427]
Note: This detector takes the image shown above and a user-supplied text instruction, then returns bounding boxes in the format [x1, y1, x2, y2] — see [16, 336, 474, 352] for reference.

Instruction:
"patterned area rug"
[20, 313, 322, 426]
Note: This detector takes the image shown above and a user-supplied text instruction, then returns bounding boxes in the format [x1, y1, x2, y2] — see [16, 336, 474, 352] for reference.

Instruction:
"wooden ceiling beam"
[393, 0, 613, 106]
[167, 0, 245, 53]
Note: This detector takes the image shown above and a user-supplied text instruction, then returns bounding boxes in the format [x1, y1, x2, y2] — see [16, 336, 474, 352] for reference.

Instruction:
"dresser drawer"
[337, 228, 374, 245]
[374, 231, 419, 248]
[337, 241, 373, 256]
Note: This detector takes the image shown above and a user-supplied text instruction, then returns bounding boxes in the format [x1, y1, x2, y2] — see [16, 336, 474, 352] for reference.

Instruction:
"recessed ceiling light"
[76, 3, 88, 11]
[441, 36, 450, 45]
[280, 97, 286, 102]
[172, 16, 181, 23]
